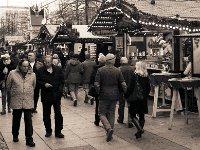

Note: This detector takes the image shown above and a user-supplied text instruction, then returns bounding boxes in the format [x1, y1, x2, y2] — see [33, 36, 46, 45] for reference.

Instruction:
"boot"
[94, 114, 100, 126]
[1, 108, 6, 115]
[8, 107, 11, 113]
[139, 120, 145, 134]
[132, 118, 142, 139]
[84, 95, 89, 103]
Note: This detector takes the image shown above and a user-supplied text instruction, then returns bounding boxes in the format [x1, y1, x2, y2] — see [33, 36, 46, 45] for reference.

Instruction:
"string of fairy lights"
[88, 1, 200, 33]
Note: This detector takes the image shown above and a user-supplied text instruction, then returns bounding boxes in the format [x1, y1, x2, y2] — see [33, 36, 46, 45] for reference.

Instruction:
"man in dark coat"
[95, 53, 127, 142]
[37, 55, 64, 138]
[28, 51, 43, 113]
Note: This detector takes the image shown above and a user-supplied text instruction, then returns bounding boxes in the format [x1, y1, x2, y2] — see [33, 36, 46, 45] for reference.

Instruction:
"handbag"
[88, 85, 98, 97]
[126, 74, 144, 102]
[135, 75, 144, 100]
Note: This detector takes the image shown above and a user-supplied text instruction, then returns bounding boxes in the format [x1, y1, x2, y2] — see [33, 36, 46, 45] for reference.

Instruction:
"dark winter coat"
[94, 65, 127, 101]
[125, 73, 151, 114]
[82, 59, 96, 84]
[119, 64, 135, 90]
[37, 65, 64, 103]
[64, 59, 84, 84]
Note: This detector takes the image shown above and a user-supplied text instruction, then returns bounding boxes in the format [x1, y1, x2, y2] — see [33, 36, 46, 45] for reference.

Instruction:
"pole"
[123, 32, 127, 57]
[85, 0, 89, 25]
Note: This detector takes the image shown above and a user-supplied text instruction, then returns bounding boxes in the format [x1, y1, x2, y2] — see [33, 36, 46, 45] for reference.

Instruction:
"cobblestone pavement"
[0, 88, 200, 150]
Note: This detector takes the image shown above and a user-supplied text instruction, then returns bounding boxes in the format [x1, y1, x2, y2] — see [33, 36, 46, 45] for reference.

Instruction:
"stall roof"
[132, 0, 200, 21]
[89, 0, 200, 34]
[174, 33, 200, 38]
[73, 25, 108, 39]
[45, 25, 59, 36]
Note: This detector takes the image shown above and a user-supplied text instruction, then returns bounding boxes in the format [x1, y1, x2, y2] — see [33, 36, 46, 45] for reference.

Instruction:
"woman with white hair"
[94, 53, 127, 142]
[125, 61, 150, 139]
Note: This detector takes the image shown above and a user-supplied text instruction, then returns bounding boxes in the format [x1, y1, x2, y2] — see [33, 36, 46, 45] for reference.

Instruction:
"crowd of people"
[0, 47, 150, 147]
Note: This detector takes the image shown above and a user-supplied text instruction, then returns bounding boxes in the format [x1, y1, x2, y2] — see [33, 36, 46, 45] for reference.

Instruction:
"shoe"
[55, 133, 64, 138]
[13, 137, 19, 142]
[8, 108, 11, 113]
[84, 95, 89, 103]
[128, 122, 134, 128]
[26, 141, 35, 147]
[117, 119, 123, 124]
[1, 111, 6, 115]
[90, 98, 94, 105]
[94, 121, 99, 126]
[106, 129, 113, 142]
[135, 131, 142, 139]
[45, 132, 52, 137]
[32, 110, 37, 113]
[74, 100, 77, 107]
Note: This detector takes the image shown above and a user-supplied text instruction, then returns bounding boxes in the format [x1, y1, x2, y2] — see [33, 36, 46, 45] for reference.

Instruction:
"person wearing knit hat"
[94, 53, 127, 142]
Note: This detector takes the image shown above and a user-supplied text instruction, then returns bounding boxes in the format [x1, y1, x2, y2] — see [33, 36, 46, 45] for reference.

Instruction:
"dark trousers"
[118, 93, 125, 122]
[33, 85, 40, 111]
[42, 101, 63, 134]
[12, 109, 33, 141]
[95, 97, 100, 123]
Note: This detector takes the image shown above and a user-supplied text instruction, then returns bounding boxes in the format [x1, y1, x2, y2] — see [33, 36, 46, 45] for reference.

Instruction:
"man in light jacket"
[6, 59, 36, 147]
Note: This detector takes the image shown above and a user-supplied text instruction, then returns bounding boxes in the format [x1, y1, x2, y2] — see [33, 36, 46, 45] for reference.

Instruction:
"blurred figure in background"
[65, 54, 83, 107]
[90, 53, 106, 126]
[82, 54, 96, 104]
[28, 51, 43, 113]
[118, 57, 135, 127]
[0, 54, 16, 115]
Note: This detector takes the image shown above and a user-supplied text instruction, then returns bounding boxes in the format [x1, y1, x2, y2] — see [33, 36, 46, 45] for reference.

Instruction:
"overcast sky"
[0, 0, 52, 7]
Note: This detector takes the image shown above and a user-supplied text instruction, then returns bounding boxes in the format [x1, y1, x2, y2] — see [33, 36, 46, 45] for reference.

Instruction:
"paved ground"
[0, 88, 200, 150]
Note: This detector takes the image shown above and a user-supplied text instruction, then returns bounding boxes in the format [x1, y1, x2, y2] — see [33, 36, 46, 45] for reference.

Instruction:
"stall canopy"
[88, 0, 200, 34]
[28, 24, 59, 45]
[51, 22, 110, 44]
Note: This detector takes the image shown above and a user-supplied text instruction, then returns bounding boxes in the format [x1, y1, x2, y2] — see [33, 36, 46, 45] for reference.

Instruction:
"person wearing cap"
[94, 53, 127, 142]
[118, 57, 135, 127]
[0, 54, 16, 115]
[82, 54, 96, 104]
[64, 54, 84, 106]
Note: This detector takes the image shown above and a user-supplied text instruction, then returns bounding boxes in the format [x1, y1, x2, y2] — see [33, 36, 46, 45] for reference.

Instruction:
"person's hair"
[120, 57, 128, 64]
[98, 54, 106, 63]
[135, 61, 148, 77]
[52, 53, 59, 59]
[18, 58, 29, 67]
[105, 53, 115, 64]
[44, 55, 53, 61]
[28, 51, 36, 56]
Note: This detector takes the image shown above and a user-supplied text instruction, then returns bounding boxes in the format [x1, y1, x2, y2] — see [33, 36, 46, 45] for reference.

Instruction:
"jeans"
[1, 88, 10, 111]
[98, 100, 117, 130]
[12, 109, 33, 141]
[69, 83, 79, 101]
[42, 101, 63, 133]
